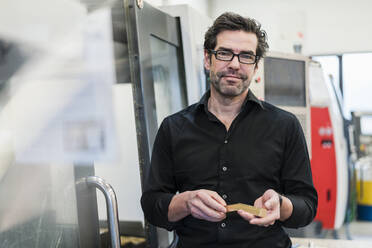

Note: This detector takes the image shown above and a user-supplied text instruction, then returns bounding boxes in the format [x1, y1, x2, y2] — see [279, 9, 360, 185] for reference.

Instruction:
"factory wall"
[209, 0, 372, 55]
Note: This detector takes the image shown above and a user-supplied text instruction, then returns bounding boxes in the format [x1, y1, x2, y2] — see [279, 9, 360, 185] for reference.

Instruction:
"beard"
[209, 69, 251, 98]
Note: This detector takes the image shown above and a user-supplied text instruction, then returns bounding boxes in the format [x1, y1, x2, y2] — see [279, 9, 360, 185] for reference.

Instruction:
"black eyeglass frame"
[208, 49, 259, 65]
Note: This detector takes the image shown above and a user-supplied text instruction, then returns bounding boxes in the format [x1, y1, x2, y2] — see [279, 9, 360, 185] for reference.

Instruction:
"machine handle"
[86, 176, 121, 248]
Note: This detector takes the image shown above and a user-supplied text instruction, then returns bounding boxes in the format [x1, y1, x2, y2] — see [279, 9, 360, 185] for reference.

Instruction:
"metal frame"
[124, 1, 158, 247]
[124, 0, 187, 247]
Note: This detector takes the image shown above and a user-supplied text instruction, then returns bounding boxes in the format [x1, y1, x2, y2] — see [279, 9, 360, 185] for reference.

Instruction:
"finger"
[249, 209, 278, 225]
[190, 208, 205, 220]
[210, 191, 227, 207]
[197, 191, 226, 213]
[251, 218, 274, 226]
[250, 214, 276, 226]
[237, 210, 255, 221]
[263, 220, 275, 227]
[190, 205, 210, 220]
[264, 196, 278, 210]
[190, 198, 226, 220]
[192, 206, 226, 222]
[254, 197, 264, 209]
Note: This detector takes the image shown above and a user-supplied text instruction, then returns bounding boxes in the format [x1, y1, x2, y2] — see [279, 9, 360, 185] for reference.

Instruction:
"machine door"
[0, 4, 122, 247]
[125, 0, 187, 247]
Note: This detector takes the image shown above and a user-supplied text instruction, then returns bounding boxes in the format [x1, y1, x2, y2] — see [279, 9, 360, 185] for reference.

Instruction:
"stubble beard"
[210, 70, 251, 98]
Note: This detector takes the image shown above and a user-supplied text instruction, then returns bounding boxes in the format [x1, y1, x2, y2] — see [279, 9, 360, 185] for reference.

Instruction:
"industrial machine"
[352, 112, 372, 221]
[352, 112, 372, 159]
[250, 51, 312, 153]
[308, 61, 349, 230]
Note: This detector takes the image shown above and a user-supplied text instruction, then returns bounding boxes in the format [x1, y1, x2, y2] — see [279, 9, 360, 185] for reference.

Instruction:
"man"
[141, 12, 317, 248]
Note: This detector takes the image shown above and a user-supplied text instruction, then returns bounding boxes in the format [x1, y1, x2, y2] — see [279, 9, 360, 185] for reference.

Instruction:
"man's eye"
[217, 51, 232, 56]
[240, 54, 254, 59]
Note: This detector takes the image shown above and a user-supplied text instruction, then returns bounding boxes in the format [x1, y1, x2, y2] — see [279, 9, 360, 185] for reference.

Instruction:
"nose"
[228, 54, 240, 70]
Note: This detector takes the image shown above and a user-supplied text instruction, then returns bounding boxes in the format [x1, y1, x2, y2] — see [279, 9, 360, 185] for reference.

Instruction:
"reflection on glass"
[150, 35, 186, 125]
[0, 30, 81, 248]
[0, 163, 80, 247]
[0, 1, 110, 245]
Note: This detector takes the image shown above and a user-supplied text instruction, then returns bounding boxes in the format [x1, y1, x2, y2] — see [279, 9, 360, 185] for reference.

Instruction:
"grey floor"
[286, 220, 372, 240]
[331, 221, 372, 240]
[289, 221, 372, 248]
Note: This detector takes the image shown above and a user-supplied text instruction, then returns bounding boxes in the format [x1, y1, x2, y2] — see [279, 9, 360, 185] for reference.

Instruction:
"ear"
[204, 49, 211, 71]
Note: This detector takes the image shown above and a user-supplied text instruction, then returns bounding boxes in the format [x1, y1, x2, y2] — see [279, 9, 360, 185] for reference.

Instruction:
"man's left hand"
[237, 189, 280, 227]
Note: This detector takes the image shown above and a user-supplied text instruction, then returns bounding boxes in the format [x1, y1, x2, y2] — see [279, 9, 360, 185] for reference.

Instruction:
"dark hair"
[204, 12, 269, 60]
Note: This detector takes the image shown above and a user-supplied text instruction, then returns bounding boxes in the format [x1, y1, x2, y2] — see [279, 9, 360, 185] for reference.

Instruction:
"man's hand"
[186, 189, 227, 221]
[168, 189, 227, 222]
[237, 189, 280, 227]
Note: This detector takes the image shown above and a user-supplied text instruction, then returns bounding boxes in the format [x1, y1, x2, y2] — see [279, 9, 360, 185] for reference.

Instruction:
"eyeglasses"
[209, 50, 258, 64]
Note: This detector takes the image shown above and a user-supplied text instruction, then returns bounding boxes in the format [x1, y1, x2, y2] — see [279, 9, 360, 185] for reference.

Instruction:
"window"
[312, 53, 372, 120]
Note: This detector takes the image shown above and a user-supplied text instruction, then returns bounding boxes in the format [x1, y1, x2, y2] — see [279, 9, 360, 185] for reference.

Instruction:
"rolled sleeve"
[140, 117, 182, 231]
[282, 194, 317, 228]
[141, 192, 182, 231]
[280, 114, 318, 228]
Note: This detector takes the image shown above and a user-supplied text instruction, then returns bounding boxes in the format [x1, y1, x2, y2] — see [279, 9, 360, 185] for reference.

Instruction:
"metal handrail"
[86, 176, 121, 248]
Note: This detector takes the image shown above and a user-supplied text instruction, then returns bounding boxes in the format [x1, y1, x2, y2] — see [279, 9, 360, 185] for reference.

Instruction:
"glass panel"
[0, 40, 81, 248]
[150, 35, 187, 125]
[312, 55, 345, 117]
[264, 57, 306, 107]
[312, 56, 340, 93]
[0, 1, 117, 245]
[0, 164, 80, 247]
[343, 53, 372, 115]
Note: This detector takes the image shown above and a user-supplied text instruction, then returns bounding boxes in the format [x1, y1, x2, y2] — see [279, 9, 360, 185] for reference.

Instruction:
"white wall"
[95, 84, 144, 224]
[209, 0, 372, 55]
[146, 0, 210, 17]
[146, 0, 372, 55]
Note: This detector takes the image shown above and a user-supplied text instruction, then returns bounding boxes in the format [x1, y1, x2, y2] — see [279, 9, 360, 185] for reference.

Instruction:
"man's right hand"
[168, 189, 227, 222]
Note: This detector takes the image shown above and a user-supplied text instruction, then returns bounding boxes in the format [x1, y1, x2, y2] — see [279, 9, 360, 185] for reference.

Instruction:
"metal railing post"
[86, 176, 121, 248]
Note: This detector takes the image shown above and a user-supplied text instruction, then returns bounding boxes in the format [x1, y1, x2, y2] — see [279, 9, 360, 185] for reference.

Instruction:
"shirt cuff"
[156, 193, 183, 231]
[281, 194, 311, 228]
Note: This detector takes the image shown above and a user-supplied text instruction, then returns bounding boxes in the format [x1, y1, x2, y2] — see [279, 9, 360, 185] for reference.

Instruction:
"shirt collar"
[197, 89, 264, 112]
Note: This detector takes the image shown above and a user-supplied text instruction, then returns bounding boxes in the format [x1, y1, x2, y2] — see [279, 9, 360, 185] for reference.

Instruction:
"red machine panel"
[311, 107, 337, 229]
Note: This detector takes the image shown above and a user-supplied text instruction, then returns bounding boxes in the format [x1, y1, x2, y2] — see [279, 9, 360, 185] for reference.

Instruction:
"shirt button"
[224, 140, 228, 144]
[221, 222, 226, 228]
[222, 194, 227, 199]
[222, 166, 227, 172]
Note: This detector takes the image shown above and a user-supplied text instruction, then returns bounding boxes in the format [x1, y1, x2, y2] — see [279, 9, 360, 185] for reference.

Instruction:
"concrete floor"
[290, 221, 372, 248]
[332, 221, 372, 240]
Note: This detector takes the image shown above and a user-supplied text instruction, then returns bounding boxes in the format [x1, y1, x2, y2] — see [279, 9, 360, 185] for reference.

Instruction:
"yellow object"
[121, 236, 146, 245]
[226, 203, 267, 217]
[356, 180, 372, 205]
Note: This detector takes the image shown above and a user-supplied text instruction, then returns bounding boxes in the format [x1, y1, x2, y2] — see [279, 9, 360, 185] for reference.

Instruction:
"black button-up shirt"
[141, 90, 318, 248]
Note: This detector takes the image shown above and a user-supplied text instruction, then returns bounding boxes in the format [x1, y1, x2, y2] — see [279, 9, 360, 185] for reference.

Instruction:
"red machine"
[311, 107, 337, 228]
[309, 61, 348, 230]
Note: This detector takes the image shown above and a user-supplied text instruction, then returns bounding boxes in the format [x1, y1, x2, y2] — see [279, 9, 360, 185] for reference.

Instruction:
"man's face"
[204, 30, 258, 98]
